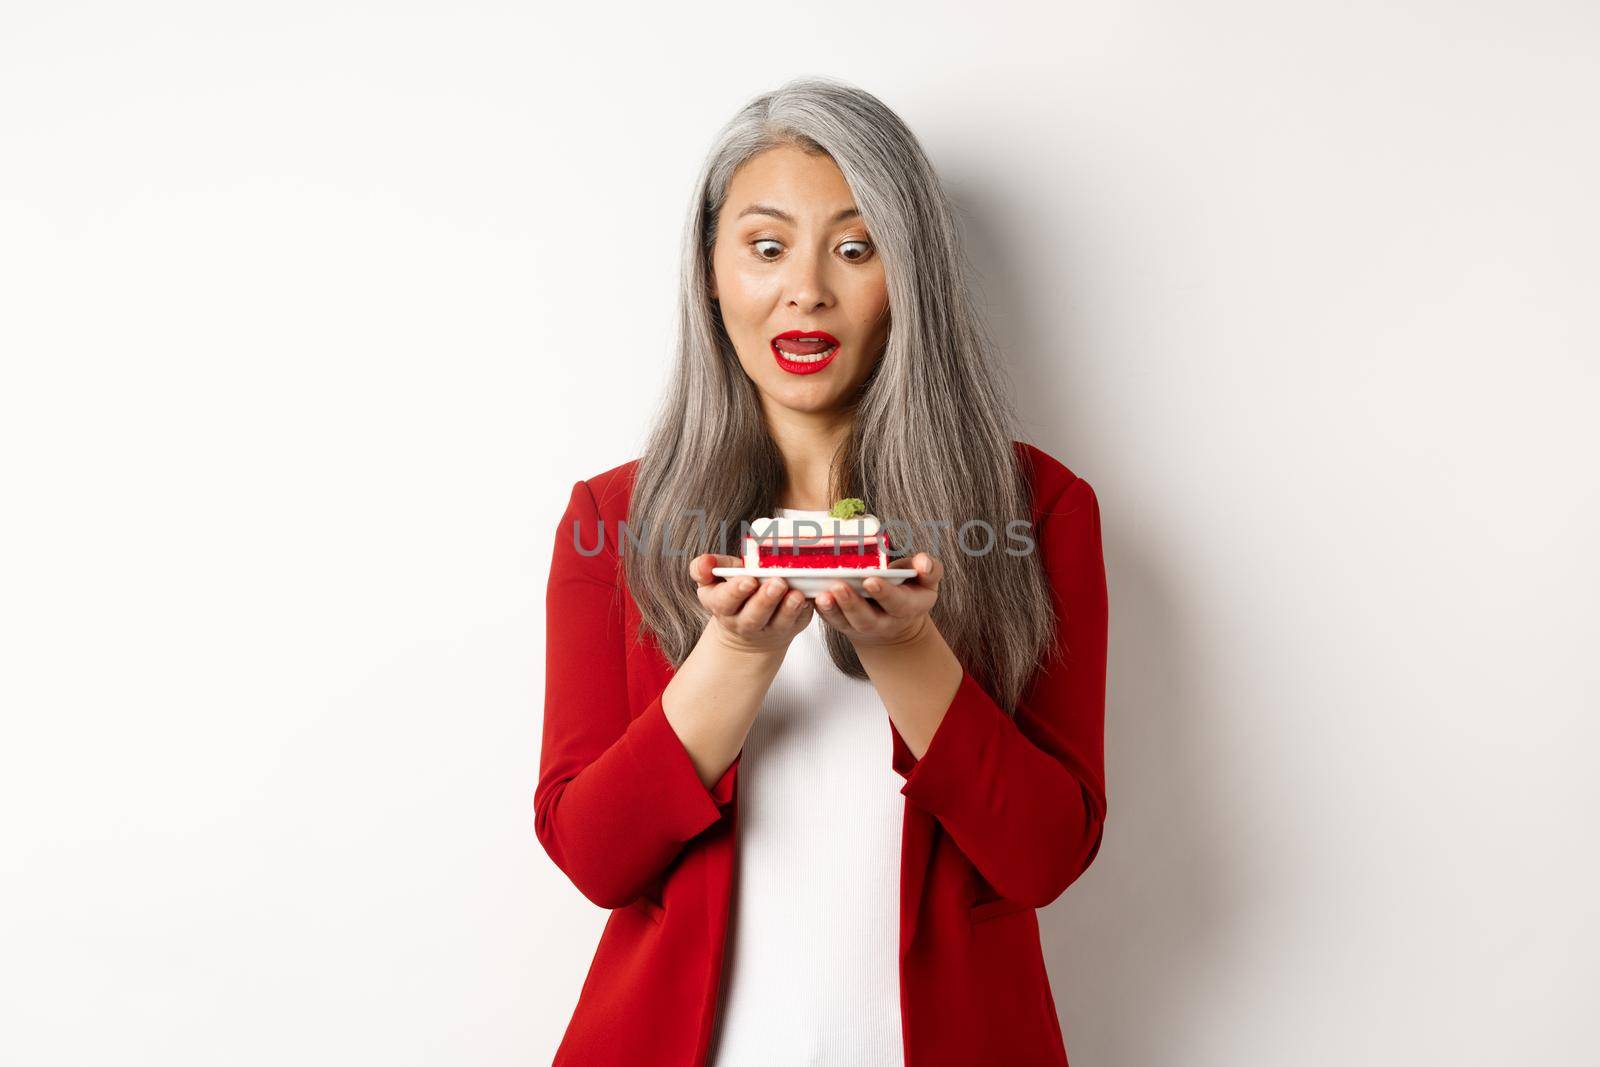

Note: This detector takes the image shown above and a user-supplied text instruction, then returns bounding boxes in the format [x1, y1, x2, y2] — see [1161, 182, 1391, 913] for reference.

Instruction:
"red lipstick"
[770, 329, 841, 375]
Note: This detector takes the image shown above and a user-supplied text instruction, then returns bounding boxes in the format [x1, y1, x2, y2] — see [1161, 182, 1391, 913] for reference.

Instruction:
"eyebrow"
[735, 203, 861, 225]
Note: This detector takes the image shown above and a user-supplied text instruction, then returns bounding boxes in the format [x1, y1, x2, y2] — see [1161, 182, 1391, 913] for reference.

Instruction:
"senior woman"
[536, 76, 1109, 1067]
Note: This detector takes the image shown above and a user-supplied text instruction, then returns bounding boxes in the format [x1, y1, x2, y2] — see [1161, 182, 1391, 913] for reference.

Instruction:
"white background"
[3, 2, 1595, 1064]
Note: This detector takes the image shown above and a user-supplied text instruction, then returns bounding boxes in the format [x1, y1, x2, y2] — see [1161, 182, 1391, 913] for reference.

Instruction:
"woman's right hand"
[690, 554, 814, 655]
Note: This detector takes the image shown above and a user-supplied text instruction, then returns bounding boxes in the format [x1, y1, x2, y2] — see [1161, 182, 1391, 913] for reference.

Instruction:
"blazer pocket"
[968, 896, 1033, 925]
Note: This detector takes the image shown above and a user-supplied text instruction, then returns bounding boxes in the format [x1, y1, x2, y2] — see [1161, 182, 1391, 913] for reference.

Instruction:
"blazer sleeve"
[890, 474, 1109, 909]
[534, 479, 740, 910]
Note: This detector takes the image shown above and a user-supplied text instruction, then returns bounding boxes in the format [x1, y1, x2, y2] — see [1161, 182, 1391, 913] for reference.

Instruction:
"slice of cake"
[742, 497, 890, 570]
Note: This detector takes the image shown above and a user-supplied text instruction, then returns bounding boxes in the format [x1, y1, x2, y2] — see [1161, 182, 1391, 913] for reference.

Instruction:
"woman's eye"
[839, 239, 873, 262]
[750, 237, 874, 262]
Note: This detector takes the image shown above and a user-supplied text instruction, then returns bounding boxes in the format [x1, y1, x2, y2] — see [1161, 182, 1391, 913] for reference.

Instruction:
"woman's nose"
[781, 251, 833, 309]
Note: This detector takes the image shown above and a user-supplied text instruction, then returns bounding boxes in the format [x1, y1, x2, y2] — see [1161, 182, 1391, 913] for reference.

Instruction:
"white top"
[708, 509, 907, 1066]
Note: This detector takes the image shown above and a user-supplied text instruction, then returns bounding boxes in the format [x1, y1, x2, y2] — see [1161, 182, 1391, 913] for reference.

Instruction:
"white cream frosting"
[749, 514, 881, 538]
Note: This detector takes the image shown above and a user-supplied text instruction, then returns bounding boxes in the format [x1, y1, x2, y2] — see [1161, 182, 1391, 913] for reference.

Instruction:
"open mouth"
[771, 330, 841, 375]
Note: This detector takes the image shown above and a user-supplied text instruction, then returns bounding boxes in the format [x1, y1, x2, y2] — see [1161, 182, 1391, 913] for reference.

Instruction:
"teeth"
[774, 344, 837, 363]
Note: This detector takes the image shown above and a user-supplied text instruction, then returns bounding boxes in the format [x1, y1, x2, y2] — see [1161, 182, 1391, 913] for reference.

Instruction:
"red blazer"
[536, 440, 1109, 1066]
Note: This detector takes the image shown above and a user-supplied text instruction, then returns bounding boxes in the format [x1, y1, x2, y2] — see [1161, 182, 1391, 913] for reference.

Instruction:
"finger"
[691, 553, 744, 586]
[708, 576, 760, 617]
[825, 580, 880, 631]
[895, 552, 942, 591]
[861, 572, 917, 618]
[737, 577, 790, 628]
[775, 586, 811, 626]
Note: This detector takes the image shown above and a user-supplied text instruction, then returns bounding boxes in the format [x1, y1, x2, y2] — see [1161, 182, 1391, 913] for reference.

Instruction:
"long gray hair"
[623, 75, 1058, 715]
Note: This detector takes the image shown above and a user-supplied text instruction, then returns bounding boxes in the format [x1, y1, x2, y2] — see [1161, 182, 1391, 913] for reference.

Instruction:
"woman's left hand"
[815, 552, 943, 648]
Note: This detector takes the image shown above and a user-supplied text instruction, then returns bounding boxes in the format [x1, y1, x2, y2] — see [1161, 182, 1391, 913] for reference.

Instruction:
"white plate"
[710, 566, 916, 599]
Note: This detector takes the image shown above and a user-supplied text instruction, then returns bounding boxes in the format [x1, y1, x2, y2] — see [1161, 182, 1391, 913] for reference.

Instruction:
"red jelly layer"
[756, 546, 881, 569]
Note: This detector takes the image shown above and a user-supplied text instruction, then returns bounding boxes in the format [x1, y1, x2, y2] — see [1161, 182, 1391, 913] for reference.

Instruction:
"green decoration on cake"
[828, 497, 866, 520]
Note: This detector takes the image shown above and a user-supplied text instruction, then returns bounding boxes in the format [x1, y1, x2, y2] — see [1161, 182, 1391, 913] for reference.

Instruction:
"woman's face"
[710, 145, 890, 418]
